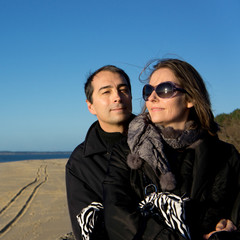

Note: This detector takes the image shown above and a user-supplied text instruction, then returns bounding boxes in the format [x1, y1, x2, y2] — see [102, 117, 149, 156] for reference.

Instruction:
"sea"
[0, 151, 71, 163]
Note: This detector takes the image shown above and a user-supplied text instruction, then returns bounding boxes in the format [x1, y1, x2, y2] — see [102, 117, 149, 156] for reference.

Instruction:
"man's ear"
[86, 100, 96, 115]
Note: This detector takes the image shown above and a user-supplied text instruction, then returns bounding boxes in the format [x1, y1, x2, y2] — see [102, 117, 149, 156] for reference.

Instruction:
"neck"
[98, 122, 127, 134]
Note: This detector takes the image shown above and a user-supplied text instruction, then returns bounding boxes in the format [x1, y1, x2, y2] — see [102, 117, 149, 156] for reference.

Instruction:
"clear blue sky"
[1, 0, 239, 151]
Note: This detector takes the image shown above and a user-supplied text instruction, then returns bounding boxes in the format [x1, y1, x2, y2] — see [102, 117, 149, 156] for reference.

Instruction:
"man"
[66, 65, 133, 240]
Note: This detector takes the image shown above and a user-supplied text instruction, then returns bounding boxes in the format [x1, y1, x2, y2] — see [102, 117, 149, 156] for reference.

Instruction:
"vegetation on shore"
[215, 109, 240, 152]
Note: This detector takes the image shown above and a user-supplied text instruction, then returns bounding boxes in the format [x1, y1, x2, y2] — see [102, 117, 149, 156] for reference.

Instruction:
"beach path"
[0, 159, 72, 240]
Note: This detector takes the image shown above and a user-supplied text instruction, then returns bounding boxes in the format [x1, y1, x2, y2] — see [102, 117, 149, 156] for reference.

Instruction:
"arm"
[66, 160, 100, 240]
[203, 144, 240, 239]
[65, 146, 104, 240]
[230, 146, 240, 229]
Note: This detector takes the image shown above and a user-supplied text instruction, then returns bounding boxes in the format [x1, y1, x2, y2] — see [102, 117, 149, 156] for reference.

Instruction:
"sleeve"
[201, 142, 240, 233]
[230, 145, 240, 228]
[65, 147, 103, 240]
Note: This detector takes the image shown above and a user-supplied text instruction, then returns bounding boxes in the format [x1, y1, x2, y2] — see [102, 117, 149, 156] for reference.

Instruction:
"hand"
[203, 219, 237, 239]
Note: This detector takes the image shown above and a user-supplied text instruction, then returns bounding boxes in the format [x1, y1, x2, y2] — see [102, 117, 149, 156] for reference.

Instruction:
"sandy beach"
[0, 159, 73, 240]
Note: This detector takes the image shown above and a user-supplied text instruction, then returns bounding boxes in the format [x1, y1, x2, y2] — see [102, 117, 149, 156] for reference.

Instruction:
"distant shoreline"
[0, 151, 71, 163]
[0, 151, 71, 155]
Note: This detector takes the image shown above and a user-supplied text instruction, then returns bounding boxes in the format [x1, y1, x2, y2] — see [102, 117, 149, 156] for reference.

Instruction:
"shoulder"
[196, 135, 240, 169]
[70, 142, 85, 160]
[216, 139, 240, 168]
[193, 134, 238, 154]
[210, 136, 239, 160]
[66, 142, 85, 171]
[66, 121, 100, 166]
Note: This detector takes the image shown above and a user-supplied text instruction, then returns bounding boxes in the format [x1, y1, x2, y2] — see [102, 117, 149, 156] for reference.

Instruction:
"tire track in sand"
[0, 164, 48, 237]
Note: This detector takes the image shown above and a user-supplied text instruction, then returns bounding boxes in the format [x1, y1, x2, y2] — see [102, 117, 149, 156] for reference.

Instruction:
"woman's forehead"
[150, 68, 179, 85]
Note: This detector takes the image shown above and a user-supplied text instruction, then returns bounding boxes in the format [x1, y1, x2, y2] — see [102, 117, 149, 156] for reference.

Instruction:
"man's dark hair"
[84, 65, 131, 103]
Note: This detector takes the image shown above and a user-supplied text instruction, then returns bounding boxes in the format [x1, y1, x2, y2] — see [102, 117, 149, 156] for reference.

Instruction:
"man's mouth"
[111, 105, 126, 111]
[111, 107, 125, 111]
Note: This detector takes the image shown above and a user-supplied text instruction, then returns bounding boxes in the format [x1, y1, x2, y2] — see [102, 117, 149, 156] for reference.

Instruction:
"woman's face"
[146, 68, 193, 130]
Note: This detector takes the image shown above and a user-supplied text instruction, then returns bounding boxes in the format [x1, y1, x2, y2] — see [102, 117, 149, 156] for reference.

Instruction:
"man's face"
[86, 70, 132, 132]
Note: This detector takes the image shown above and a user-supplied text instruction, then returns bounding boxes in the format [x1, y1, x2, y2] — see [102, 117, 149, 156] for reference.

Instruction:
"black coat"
[66, 121, 128, 240]
[103, 134, 240, 240]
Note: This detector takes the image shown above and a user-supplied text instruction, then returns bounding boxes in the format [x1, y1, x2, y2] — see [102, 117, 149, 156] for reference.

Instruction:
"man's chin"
[111, 113, 131, 123]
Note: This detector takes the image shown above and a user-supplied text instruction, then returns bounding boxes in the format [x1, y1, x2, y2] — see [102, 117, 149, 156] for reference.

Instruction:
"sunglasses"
[142, 81, 188, 101]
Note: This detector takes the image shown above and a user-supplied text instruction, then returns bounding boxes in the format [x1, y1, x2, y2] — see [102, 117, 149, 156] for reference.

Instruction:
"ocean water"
[0, 152, 71, 163]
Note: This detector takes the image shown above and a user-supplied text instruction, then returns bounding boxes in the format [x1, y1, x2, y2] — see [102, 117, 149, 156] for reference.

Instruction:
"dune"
[0, 159, 72, 240]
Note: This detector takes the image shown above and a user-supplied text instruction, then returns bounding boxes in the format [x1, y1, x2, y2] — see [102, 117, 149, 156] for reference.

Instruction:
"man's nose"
[113, 91, 122, 102]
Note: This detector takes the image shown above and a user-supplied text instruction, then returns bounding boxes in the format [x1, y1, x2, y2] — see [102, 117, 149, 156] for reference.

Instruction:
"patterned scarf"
[127, 113, 202, 191]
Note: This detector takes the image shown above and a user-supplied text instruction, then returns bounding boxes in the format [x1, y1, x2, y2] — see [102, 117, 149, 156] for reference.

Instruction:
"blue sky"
[1, 0, 240, 151]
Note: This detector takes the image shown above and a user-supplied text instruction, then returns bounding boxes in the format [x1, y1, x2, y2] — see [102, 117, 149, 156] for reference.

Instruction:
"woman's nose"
[147, 90, 158, 102]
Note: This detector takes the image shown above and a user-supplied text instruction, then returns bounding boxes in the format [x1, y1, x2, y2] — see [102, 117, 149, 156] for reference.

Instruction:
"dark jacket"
[66, 121, 129, 240]
[103, 134, 240, 240]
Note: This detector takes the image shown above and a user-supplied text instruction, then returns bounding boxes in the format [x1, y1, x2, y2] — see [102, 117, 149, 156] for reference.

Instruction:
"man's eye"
[119, 88, 129, 93]
[102, 91, 110, 94]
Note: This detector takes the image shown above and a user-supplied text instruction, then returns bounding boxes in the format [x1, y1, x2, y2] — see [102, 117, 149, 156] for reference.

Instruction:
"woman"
[103, 59, 240, 240]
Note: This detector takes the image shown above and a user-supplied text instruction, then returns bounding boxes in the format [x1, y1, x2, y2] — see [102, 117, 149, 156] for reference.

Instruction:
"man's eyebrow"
[118, 83, 128, 88]
[98, 85, 113, 92]
[98, 83, 128, 92]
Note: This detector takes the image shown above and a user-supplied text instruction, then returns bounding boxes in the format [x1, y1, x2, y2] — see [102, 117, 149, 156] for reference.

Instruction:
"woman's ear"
[187, 100, 194, 109]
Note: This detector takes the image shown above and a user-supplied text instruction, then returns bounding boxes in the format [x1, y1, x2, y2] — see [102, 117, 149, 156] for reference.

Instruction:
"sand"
[0, 159, 73, 240]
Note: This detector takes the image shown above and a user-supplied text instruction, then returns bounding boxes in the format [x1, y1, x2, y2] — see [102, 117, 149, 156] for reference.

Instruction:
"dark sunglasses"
[142, 81, 188, 101]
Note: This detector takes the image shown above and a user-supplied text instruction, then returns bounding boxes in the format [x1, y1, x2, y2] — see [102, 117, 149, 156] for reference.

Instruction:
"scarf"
[127, 113, 202, 191]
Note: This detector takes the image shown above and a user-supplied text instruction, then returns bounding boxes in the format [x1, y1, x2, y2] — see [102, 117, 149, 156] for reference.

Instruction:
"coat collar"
[83, 121, 125, 157]
[83, 115, 135, 157]
[83, 121, 107, 157]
